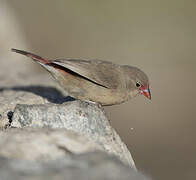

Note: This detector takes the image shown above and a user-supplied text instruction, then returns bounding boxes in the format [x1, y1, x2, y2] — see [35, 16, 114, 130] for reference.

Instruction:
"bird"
[11, 48, 151, 106]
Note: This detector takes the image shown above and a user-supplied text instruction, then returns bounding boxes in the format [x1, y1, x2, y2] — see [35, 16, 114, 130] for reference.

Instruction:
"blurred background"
[1, 0, 195, 179]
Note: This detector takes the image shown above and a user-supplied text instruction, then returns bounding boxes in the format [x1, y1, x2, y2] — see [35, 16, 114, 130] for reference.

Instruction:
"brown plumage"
[11, 48, 151, 105]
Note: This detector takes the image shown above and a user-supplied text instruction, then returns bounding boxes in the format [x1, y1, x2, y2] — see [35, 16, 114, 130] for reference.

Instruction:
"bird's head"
[123, 66, 151, 100]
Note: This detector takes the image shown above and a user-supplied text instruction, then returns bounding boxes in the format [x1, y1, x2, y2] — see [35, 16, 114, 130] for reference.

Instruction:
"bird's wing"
[51, 59, 122, 89]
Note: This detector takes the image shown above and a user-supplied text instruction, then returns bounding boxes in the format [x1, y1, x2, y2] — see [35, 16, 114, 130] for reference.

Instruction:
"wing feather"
[51, 59, 122, 89]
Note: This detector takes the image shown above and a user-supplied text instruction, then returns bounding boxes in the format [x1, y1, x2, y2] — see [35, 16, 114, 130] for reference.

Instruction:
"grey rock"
[0, 89, 47, 128]
[0, 85, 70, 128]
[12, 101, 136, 169]
[0, 151, 151, 180]
[0, 85, 136, 168]
[0, 128, 102, 161]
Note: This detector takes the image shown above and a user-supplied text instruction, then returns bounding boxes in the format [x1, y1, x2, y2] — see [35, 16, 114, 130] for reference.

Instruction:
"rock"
[0, 151, 151, 180]
[0, 88, 45, 128]
[0, 85, 136, 168]
[0, 76, 137, 174]
[0, 85, 69, 128]
[11, 100, 136, 168]
[0, 128, 102, 161]
[0, 128, 151, 179]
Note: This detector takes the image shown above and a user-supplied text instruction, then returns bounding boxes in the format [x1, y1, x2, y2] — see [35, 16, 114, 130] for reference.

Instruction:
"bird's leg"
[85, 100, 103, 109]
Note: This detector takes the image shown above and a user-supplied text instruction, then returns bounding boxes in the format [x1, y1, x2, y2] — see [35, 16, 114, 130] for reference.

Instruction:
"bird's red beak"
[140, 85, 151, 100]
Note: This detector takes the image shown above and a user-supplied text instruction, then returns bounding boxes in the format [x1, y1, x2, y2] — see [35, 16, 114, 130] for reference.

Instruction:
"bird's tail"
[11, 48, 51, 64]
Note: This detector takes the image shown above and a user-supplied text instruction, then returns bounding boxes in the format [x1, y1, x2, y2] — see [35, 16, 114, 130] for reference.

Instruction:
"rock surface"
[0, 128, 102, 161]
[0, 151, 150, 180]
[11, 100, 135, 168]
[0, 85, 71, 128]
[0, 69, 145, 178]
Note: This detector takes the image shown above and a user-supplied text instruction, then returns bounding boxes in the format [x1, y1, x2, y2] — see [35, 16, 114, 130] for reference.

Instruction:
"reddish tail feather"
[11, 48, 51, 64]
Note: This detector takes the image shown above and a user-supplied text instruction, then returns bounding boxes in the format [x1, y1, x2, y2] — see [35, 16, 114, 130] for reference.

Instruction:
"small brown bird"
[11, 48, 151, 105]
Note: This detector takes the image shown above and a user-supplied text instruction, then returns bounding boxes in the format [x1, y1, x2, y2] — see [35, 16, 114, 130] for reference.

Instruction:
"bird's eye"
[136, 82, 141, 88]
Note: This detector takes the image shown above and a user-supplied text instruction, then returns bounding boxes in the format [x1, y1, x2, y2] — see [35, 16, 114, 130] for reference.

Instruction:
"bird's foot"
[85, 100, 103, 109]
